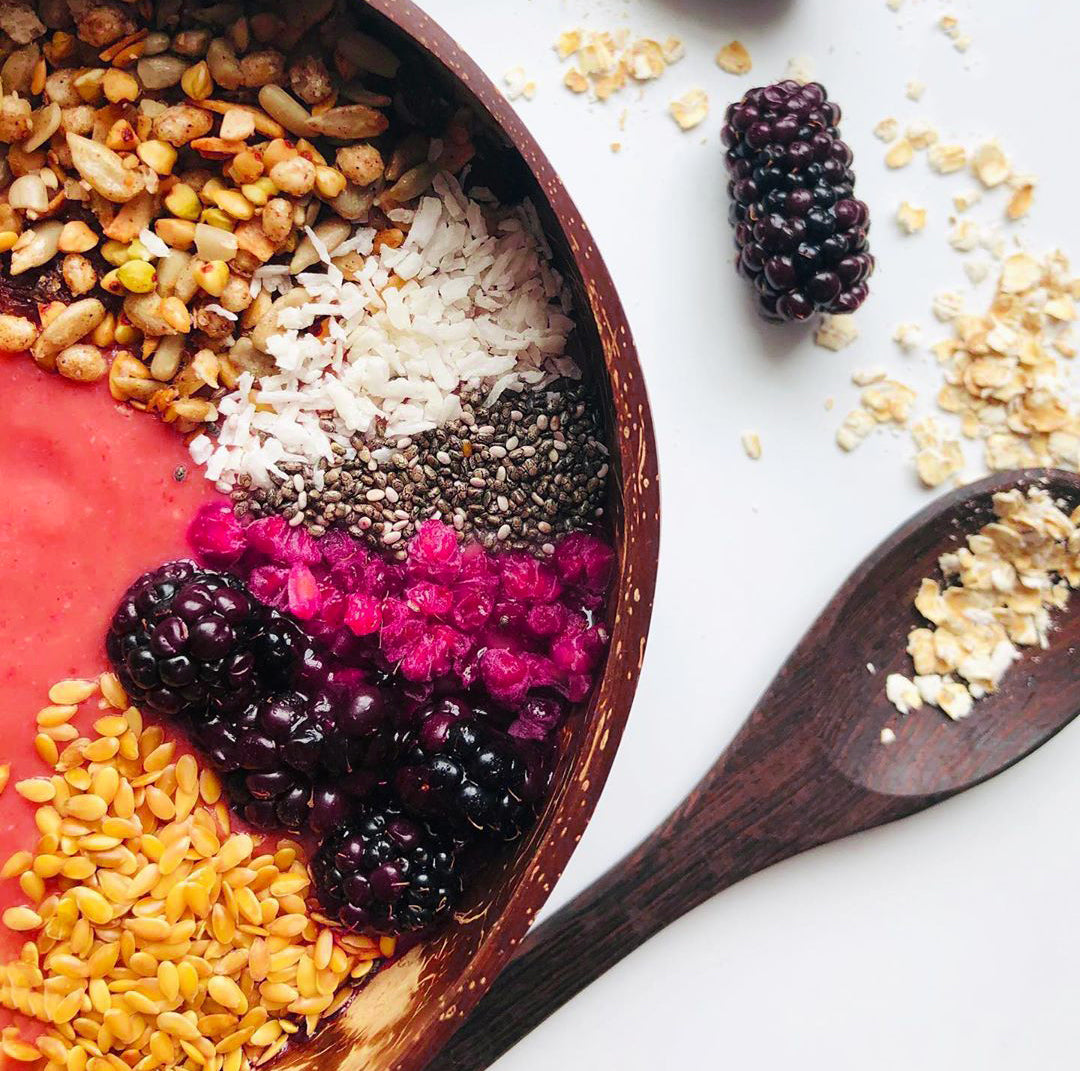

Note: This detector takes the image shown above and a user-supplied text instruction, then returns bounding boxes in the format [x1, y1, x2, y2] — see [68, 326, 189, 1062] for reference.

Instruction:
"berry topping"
[722, 81, 874, 322]
[394, 698, 543, 841]
[311, 804, 462, 935]
[106, 561, 302, 719]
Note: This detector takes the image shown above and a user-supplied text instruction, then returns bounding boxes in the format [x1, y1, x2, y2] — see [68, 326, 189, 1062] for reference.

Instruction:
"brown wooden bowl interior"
[274, 3, 661, 1070]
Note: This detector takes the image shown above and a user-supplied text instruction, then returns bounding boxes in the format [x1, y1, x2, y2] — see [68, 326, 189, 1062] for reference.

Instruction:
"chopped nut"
[219, 107, 255, 141]
[335, 143, 383, 186]
[905, 80, 926, 101]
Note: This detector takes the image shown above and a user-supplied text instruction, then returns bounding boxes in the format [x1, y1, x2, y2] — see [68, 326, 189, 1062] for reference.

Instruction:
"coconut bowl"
[272, 2, 660, 1069]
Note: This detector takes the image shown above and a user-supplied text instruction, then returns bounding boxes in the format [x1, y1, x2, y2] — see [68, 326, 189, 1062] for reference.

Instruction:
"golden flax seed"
[37, 704, 79, 728]
[49, 680, 98, 706]
[34, 734, 59, 765]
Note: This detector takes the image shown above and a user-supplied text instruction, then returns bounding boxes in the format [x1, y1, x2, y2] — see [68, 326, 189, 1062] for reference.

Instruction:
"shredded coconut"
[195, 174, 578, 488]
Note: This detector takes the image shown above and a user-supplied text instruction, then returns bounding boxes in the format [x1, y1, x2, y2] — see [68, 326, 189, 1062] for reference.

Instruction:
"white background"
[417, 1, 1080, 1067]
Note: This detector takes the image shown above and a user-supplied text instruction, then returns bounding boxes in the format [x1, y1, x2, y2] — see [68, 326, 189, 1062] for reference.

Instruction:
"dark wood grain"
[426, 469, 1080, 1071]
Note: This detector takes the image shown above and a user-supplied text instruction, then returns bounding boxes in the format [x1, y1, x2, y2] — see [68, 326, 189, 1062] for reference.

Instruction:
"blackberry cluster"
[106, 561, 301, 718]
[108, 564, 548, 936]
[312, 805, 461, 935]
[193, 684, 408, 835]
[395, 697, 536, 841]
[722, 81, 874, 322]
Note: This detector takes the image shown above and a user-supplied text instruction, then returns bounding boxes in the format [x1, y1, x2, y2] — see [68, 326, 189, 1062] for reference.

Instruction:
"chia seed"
[231, 380, 610, 558]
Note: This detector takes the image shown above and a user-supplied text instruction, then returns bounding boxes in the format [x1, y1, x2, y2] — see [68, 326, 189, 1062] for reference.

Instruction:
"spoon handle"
[426, 722, 919, 1071]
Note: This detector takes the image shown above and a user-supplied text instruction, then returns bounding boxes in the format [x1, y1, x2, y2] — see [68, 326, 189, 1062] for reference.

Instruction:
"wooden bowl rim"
[345, 2, 662, 1065]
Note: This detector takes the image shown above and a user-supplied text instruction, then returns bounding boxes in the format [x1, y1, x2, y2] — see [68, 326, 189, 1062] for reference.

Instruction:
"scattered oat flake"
[610, 142, 622, 154]
[669, 89, 709, 131]
[954, 35, 972, 53]
[785, 56, 813, 84]
[863, 379, 916, 424]
[887, 486, 1080, 720]
[874, 117, 900, 143]
[563, 69, 588, 94]
[885, 674, 922, 715]
[661, 37, 685, 64]
[1007, 183, 1034, 221]
[906, 121, 938, 150]
[893, 322, 922, 352]
[852, 367, 887, 387]
[972, 141, 1011, 188]
[948, 219, 981, 253]
[964, 260, 990, 285]
[953, 188, 982, 213]
[906, 80, 926, 101]
[929, 143, 967, 174]
[741, 431, 762, 460]
[627, 38, 666, 81]
[897, 201, 927, 235]
[815, 314, 859, 351]
[503, 67, 536, 102]
[716, 40, 752, 76]
[885, 139, 915, 169]
[836, 408, 877, 451]
[911, 417, 963, 488]
[932, 290, 964, 322]
[555, 29, 582, 59]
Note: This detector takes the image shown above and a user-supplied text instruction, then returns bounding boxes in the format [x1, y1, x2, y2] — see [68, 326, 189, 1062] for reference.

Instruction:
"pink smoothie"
[0, 357, 219, 1025]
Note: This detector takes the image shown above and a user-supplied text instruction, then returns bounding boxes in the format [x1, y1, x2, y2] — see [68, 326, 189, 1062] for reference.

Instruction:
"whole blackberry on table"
[106, 561, 301, 719]
[311, 803, 462, 935]
[722, 81, 874, 323]
[394, 697, 540, 842]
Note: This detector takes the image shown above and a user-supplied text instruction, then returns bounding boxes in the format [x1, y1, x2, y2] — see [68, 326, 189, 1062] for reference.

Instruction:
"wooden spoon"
[426, 468, 1080, 1071]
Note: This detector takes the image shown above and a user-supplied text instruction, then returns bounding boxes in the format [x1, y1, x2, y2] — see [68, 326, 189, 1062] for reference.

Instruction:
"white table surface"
[416, 0, 1080, 1066]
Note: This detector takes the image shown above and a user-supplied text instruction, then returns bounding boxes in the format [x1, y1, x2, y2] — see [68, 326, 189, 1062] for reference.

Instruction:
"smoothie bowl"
[0, 1, 658, 1069]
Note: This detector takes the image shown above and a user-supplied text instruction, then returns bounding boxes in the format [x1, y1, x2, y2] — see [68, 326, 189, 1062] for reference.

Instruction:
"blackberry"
[194, 683, 405, 835]
[394, 697, 539, 842]
[311, 803, 461, 935]
[722, 80, 874, 322]
[106, 561, 301, 719]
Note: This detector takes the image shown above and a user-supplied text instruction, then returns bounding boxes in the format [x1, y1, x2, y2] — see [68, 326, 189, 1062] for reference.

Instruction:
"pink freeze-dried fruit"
[553, 532, 615, 594]
[399, 624, 467, 682]
[318, 528, 368, 567]
[287, 563, 323, 620]
[345, 592, 382, 636]
[247, 564, 290, 608]
[509, 695, 565, 741]
[498, 551, 563, 603]
[406, 581, 454, 618]
[408, 520, 461, 583]
[525, 602, 569, 639]
[480, 647, 532, 705]
[188, 502, 247, 566]
[551, 625, 607, 675]
[247, 515, 322, 565]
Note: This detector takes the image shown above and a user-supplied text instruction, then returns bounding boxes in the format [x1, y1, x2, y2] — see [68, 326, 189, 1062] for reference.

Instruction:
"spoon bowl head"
[815, 469, 1080, 798]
